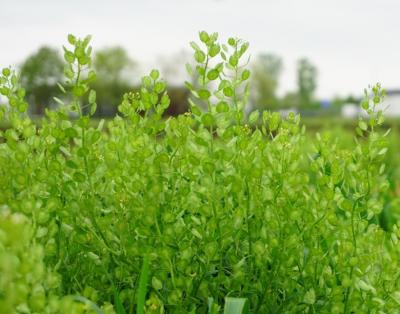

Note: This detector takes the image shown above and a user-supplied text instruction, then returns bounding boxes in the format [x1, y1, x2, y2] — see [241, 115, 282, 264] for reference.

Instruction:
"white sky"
[1, 0, 399, 99]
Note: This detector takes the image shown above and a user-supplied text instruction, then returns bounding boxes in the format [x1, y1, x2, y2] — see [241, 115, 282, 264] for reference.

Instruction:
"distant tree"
[281, 91, 300, 109]
[250, 53, 283, 110]
[20, 47, 64, 115]
[93, 46, 135, 84]
[297, 58, 317, 109]
[92, 47, 136, 116]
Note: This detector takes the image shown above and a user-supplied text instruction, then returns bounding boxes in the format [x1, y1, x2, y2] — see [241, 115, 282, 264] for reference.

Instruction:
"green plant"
[1, 31, 400, 313]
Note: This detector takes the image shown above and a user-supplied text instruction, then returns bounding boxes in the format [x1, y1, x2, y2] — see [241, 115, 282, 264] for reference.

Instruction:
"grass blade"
[113, 288, 127, 314]
[223, 297, 249, 314]
[136, 254, 150, 314]
[208, 296, 221, 314]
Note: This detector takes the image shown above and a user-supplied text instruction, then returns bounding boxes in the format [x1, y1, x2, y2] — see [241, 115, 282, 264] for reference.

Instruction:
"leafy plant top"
[0, 32, 399, 313]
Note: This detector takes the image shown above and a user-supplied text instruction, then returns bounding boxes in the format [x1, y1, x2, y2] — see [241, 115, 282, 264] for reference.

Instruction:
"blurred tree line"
[250, 53, 320, 111]
[19, 46, 190, 117]
[18, 45, 355, 117]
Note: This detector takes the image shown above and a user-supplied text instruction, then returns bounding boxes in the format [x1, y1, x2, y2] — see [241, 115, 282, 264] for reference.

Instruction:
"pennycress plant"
[1, 31, 400, 313]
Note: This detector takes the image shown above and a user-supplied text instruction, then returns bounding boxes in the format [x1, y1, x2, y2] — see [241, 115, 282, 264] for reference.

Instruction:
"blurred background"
[0, 0, 399, 123]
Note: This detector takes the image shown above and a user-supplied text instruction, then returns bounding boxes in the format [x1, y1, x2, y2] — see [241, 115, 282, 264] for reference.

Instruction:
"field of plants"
[1, 32, 400, 313]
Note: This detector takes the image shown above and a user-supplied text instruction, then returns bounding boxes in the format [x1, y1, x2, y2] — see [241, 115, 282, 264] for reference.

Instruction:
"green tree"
[92, 46, 136, 115]
[281, 91, 300, 109]
[20, 46, 64, 115]
[250, 53, 283, 110]
[297, 58, 317, 108]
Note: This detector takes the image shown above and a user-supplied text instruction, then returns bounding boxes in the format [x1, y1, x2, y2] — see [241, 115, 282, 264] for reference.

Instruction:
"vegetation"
[0, 31, 400, 313]
[297, 58, 318, 109]
[250, 53, 283, 110]
[16, 35, 342, 116]
[20, 47, 64, 115]
[91, 46, 136, 117]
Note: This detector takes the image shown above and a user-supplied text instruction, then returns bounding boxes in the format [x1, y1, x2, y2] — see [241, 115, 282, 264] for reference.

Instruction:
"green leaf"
[191, 228, 203, 239]
[304, 288, 316, 305]
[73, 172, 86, 183]
[240, 42, 249, 55]
[151, 277, 163, 290]
[17, 88, 25, 99]
[88, 90, 96, 104]
[66, 160, 79, 169]
[198, 89, 211, 100]
[154, 81, 166, 94]
[73, 85, 86, 97]
[57, 83, 66, 94]
[83, 35, 92, 47]
[223, 297, 249, 314]
[64, 66, 74, 79]
[229, 55, 238, 67]
[223, 87, 234, 97]
[87, 70, 97, 82]
[195, 136, 208, 147]
[72, 295, 104, 314]
[150, 93, 159, 105]
[142, 76, 152, 88]
[185, 63, 193, 76]
[78, 56, 90, 65]
[67, 34, 76, 45]
[201, 113, 214, 126]
[65, 127, 78, 138]
[195, 50, 206, 63]
[209, 44, 220, 57]
[160, 94, 170, 108]
[11, 75, 17, 87]
[150, 69, 159, 80]
[0, 87, 9, 96]
[207, 69, 219, 81]
[53, 97, 65, 106]
[90, 102, 97, 116]
[248, 110, 259, 124]
[216, 101, 229, 113]
[221, 51, 227, 61]
[77, 146, 89, 156]
[361, 99, 369, 110]
[199, 31, 209, 43]
[357, 279, 376, 294]
[2, 68, 11, 77]
[358, 120, 368, 131]
[17, 102, 27, 113]
[64, 51, 75, 63]
[190, 102, 202, 116]
[378, 148, 388, 155]
[75, 46, 85, 58]
[241, 69, 251, 81]
[190, 41, 201, 51]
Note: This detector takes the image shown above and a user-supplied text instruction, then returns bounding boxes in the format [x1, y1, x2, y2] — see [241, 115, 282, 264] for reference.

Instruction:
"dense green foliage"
[1, 32, 400, 313]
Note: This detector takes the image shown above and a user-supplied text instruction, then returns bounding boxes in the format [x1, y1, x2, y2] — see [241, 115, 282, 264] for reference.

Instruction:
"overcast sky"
[1, 0, 399, 98]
